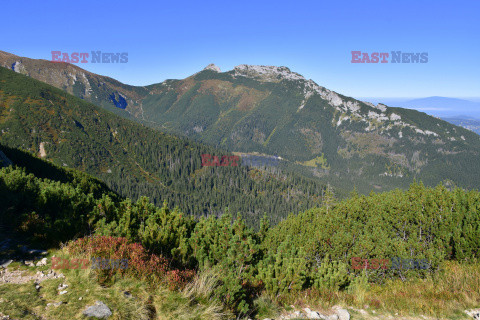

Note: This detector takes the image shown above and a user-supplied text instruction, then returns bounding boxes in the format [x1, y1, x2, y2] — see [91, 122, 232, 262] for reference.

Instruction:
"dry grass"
[153, 269, 231, 320]
[280, 261, 480, 319]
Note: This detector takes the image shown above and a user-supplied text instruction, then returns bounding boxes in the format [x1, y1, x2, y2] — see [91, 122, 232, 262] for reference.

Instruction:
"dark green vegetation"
[1, 150, 479, 317]
[0, 67, 328, 226]
[3, 51, 480, 194]
[0, 146, 119, 246]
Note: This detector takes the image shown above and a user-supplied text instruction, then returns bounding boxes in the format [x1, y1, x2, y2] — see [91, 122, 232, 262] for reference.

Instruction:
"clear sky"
[1, 0, 479, 98]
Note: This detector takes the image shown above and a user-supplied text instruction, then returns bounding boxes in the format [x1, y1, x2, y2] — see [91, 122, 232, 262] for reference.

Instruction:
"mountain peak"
[233, 64, 306, 82]
[204, 63, 221, 72]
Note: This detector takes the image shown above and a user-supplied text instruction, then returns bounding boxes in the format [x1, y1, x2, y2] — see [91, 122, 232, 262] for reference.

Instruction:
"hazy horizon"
[355, 96, 480, 119]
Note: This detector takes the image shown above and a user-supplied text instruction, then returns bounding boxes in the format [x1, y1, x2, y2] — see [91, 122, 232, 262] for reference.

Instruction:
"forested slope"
[0, 67, 327, 226]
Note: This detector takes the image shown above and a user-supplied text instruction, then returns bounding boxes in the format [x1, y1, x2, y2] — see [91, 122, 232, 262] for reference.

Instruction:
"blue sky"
[1, 0, 479, 99]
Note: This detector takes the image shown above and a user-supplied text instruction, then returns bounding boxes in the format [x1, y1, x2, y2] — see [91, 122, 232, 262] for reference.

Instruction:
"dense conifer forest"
[0, 67, 327, 227]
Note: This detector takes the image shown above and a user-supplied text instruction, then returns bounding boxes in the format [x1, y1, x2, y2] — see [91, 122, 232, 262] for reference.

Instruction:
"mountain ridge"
[2, 51, 480, 193]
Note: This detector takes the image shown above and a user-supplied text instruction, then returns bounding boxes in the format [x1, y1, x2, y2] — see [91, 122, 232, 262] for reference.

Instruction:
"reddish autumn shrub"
[166, 269, 196, 290]
[67, 236, 194, 288]
[68, 236, 131, 258]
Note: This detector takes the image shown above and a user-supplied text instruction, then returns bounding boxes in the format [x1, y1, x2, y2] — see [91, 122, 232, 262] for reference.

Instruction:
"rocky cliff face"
[0, 51, 147, 117]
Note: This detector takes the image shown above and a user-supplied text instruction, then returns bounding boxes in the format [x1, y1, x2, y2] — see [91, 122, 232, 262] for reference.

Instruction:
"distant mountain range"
[2, 51, 480, 193]
[358, 97, 480, 117]
[396, 97, 480, 118]
[358, 96, 480, 136]
[441, 117, 480, 136]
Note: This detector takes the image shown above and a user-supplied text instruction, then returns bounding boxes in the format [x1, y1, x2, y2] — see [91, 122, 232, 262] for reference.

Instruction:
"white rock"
[58, 283, 68, 290]
[36, 258, 48, 266]
[303, 307, 324, 319]
[368, 110, 389, 121]
[465, 309, 480, 319]
[83, 301, 112, 319]
[39, 142, 47, 158]
[233, 65, 305, 82]
[11, 61, 25, 73]
[389, 112, 401, 120]
[0, 260, 13, 268]
[376, 103, 388, 112]
[204, 63, 221, 72]
[47, 301, 63, 307]
[335, 308, 350, 320]
[293, 311, 306, 318]
[24, 260, 34, 267]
